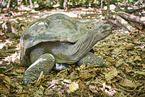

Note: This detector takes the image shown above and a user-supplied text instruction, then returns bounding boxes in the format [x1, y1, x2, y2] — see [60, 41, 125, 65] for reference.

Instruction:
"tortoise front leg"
[77, 52, 105, 66]
[23, 54, 55, 85]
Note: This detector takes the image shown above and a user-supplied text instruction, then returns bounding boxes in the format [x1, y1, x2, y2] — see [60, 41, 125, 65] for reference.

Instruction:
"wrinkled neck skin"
[60, 25, 112, 64]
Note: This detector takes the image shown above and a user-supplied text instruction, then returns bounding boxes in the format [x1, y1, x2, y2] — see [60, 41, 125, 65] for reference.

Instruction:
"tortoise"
[20, 13, 112, 85]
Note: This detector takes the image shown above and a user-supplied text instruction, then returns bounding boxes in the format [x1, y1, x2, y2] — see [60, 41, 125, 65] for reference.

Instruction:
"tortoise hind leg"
[23, 53, 55, 85]
[77, 52, 105, 66]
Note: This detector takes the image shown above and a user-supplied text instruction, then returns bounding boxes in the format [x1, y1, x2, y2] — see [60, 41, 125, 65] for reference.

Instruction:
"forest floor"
[0, 6, 145, 97]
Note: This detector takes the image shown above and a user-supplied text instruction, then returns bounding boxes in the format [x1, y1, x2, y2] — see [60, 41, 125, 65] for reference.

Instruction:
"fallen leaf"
[119, 78, 140, 88]
[104, 68, 118, 81]
[0, 74, 12, 85]
[69, 82, 79, 92]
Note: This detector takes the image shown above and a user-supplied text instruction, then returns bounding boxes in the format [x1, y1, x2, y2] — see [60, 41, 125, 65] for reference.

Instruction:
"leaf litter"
[0, 7, 145, 97]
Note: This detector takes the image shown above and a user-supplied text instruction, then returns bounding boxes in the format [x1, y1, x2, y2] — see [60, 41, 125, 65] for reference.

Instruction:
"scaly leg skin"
[23, 54, 55, 85]
[54, 52, 106, 71]
[77, 52, 105, 66]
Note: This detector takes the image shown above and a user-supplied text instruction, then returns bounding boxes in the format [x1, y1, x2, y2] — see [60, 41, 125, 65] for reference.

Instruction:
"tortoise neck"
[64, 28, 111, 64]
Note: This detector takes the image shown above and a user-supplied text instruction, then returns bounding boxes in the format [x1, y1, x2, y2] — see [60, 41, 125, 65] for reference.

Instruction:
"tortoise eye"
[102, 24, 112, 30]
[102, 25, 107, 29]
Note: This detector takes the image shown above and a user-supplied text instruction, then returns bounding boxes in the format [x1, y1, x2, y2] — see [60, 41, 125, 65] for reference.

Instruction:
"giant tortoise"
[20, 13, 112, 84]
